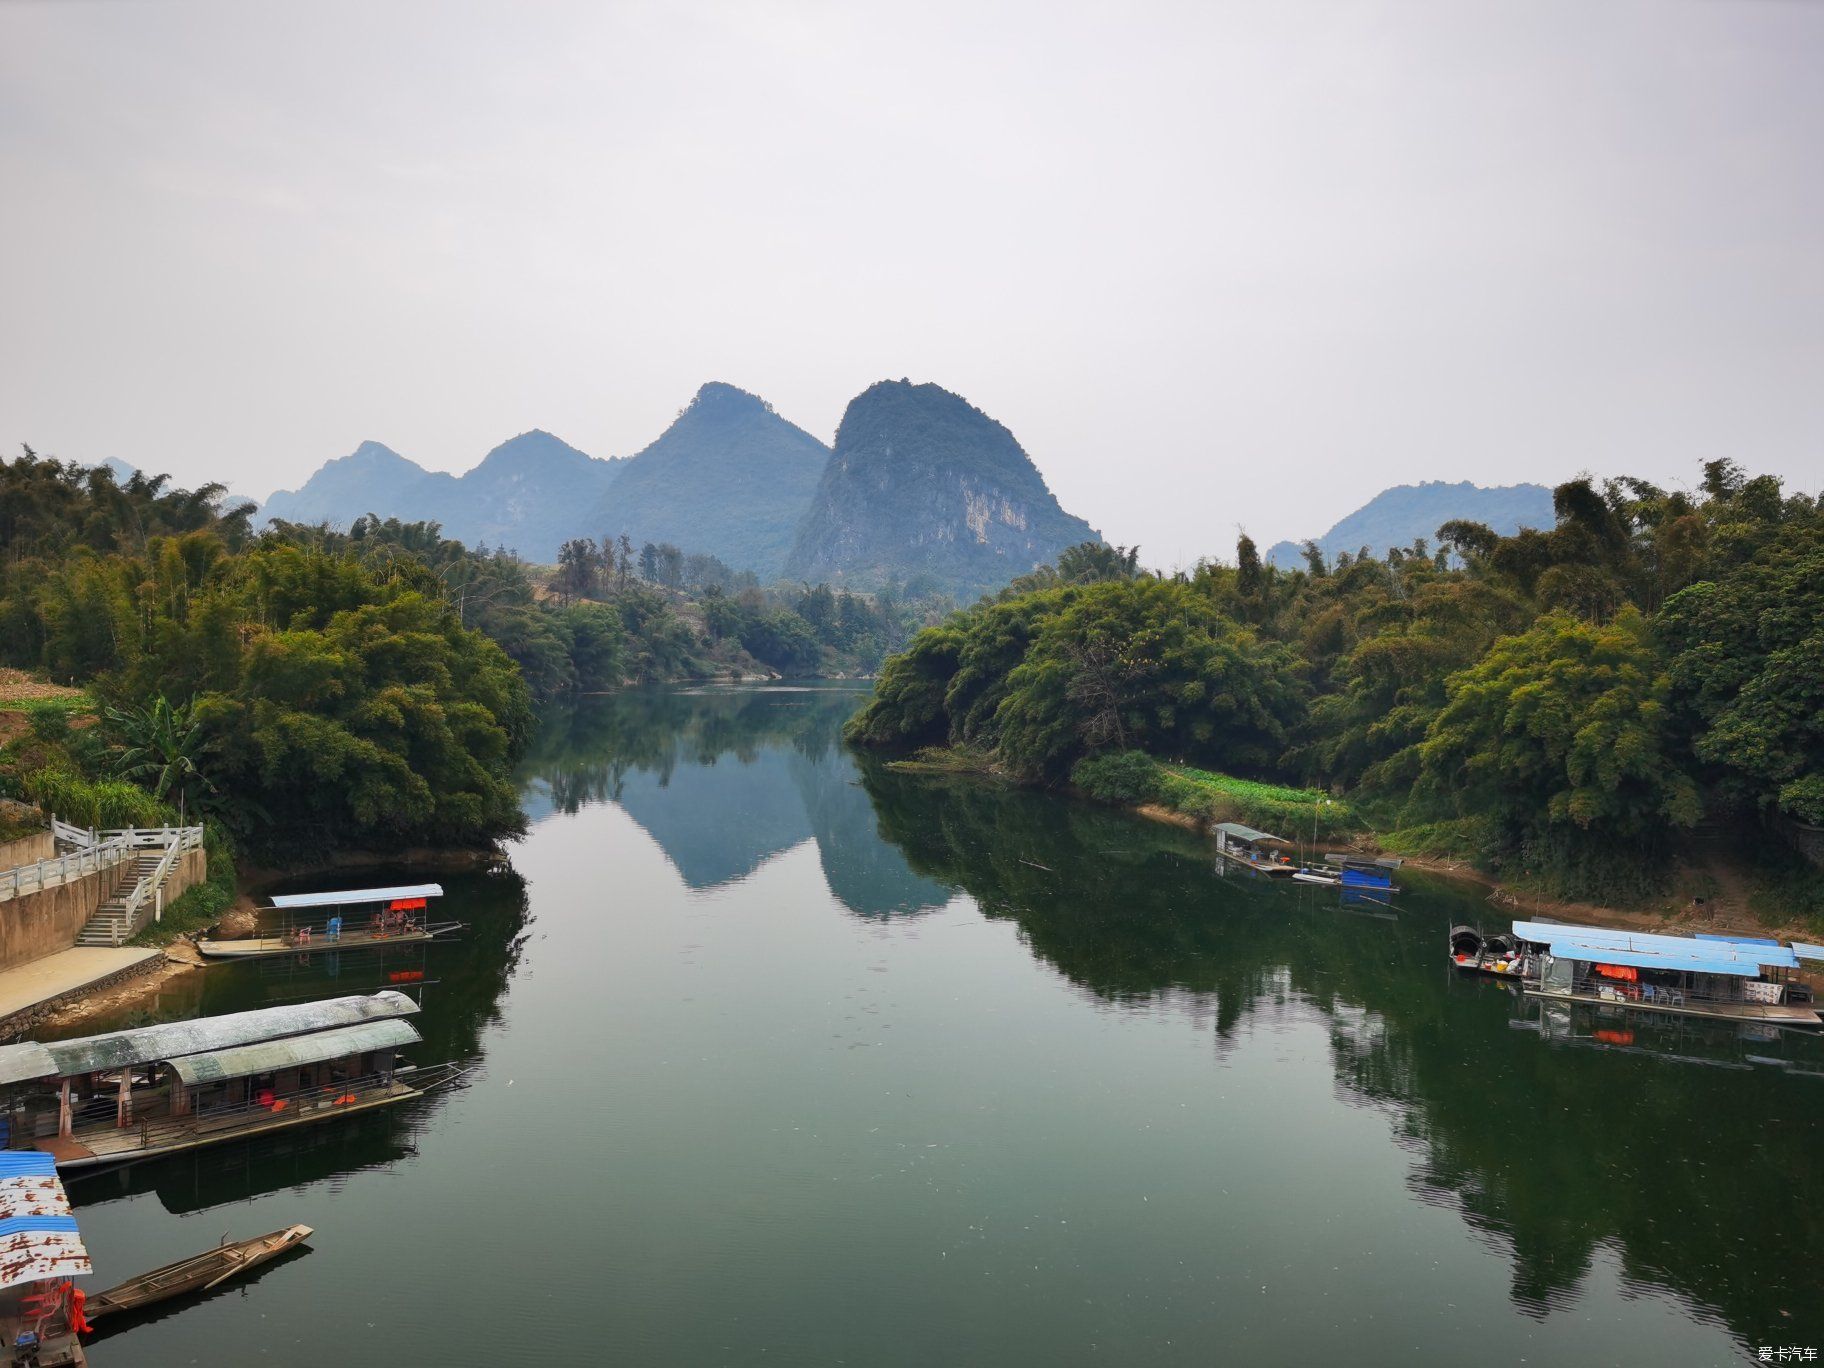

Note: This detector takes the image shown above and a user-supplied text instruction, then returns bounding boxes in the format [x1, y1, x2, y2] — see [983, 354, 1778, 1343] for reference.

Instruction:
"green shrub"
[20, 769, 173, 829]
[1071, 751, 1166, 805]
[133, 824, 237, 945]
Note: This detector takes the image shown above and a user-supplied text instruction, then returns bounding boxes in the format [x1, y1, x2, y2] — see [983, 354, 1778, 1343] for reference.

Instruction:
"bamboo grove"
[847, 464, 1824, 902]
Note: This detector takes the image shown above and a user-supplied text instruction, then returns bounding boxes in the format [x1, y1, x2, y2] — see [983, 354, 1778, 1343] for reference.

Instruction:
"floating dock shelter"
[1514, 920, 1824, 1027]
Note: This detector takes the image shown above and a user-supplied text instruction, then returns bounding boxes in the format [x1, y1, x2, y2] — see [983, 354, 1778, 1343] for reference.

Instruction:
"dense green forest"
[847, 463, 1824, 906]
[0, 450, 939, 856]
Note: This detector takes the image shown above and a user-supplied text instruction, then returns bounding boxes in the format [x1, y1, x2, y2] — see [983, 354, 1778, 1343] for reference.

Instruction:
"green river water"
[50, 684, 1824, 1365]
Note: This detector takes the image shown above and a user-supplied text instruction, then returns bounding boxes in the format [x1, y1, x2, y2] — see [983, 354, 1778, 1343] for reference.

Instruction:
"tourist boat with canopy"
[195, 884, 461, 960]
[0, 991, 461, 1170]
[1513, 921, 1824, 1027]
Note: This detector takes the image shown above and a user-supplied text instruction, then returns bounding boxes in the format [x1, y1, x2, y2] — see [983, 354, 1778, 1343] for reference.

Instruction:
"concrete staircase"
[75, 850, 169, 947]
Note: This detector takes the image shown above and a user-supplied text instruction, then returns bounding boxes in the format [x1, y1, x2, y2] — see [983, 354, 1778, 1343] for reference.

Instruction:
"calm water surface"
[54, 685, 1824, 1365]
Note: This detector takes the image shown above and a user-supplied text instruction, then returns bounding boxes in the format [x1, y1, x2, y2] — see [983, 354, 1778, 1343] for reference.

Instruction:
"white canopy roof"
[268, 884, 443, 910]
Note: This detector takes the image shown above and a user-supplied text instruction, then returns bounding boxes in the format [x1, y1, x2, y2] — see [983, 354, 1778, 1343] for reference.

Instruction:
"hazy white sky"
[2, 0, 1819, 561]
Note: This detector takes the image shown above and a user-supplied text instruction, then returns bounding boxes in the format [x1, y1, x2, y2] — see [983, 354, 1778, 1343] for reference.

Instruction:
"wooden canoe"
[83, 1224, 313, 1321]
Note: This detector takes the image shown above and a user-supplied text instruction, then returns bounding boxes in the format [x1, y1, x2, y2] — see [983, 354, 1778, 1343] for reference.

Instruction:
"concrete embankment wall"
[0, 832, 54, 870]
[159, 849, 207, 912]
[0, 865, 124, 967]
[0, 846, 206, 970]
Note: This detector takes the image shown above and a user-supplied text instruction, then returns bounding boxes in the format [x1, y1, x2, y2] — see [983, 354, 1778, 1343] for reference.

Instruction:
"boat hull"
[196, 922, 460, 959]
[85, 1224, 313, 1321]
[1523, 986, 1824, 1027]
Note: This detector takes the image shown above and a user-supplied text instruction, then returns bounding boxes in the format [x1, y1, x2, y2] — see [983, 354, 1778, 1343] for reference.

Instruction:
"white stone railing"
[122, 828, 201, 930]
[0, 836, 132, 904]
[3, 821, 203, 913]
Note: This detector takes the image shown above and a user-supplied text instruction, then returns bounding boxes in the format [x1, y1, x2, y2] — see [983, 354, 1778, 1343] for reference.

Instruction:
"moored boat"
[1449, 925, 1538, 978]
[1325, 853, 1402, 892]
[1212, 823, 1299, 878]
[1514, 921, 1824, 1027]
[197, 884, 459, 960]
[0, 992, 459, 1170]
[83, 1224, 313, 1322]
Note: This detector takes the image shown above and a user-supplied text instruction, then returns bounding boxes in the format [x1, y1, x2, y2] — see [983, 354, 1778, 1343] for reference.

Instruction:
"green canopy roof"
[1213, 821, 1288, 845]
[167, 1018, 422, 1085]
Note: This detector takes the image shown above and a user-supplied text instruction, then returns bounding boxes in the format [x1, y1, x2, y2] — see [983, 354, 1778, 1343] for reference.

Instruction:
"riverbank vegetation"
[0, 452, 530, 855]
[848, 462, 1823, 910]
[0, 448, 944, 860]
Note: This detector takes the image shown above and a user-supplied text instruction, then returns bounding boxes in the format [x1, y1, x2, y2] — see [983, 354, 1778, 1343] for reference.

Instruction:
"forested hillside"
[848, 463, 1823, 907]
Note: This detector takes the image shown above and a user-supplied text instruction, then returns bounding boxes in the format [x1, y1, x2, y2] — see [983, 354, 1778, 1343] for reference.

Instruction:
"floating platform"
[1522, 986, 1823, 1027]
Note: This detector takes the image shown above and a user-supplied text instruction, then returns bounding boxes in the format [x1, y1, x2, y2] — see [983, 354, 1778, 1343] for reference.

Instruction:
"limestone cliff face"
[784, 380, 1099, 597]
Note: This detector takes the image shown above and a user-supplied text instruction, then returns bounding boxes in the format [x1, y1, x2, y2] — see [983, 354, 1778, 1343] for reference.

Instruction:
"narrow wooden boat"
[196, 920, 463, 959]
[83, 1224, 313, 1321]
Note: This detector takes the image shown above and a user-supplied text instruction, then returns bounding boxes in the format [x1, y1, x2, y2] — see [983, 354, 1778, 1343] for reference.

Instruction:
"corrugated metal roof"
[1793, 943, 1824, 963]
[168, 1018, 421, 1085]
[1512, 920, 1792, 977]
[1696, 933, 1782, 947]
[1213, 822, 1287, 844]
[0, 991, 420, 1086]
[0, 1151, 89, 1289]
[269, 884, 443, 910]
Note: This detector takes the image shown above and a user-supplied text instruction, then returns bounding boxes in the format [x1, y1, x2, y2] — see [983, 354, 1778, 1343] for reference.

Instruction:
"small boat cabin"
[1212, 823, 1298, 877]
[1514, 921, 1824, 1027]
[0, 992, 434, 1169]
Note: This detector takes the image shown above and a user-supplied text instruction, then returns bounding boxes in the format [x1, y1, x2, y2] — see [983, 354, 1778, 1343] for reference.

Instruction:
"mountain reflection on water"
[521, 685, 953, 916]
[516, 685, 1823, 1358]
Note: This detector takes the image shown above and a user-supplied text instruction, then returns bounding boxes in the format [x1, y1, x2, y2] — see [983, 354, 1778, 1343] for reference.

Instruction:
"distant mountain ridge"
[259, 432, 621, 561]
[253, 378, 1100, 594]
[784, 380, 1100, 596]
[1264, 480, 1555, 569]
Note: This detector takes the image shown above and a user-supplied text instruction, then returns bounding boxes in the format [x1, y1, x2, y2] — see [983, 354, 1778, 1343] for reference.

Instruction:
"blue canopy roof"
[1793, 943, 1824, 963]
[1512, 920, 1796, 977]
[1696, 933, 1781, 947]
